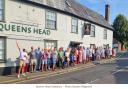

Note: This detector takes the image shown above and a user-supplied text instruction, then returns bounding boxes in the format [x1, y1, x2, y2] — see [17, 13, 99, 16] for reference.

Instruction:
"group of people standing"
[16, 41, 116, 78]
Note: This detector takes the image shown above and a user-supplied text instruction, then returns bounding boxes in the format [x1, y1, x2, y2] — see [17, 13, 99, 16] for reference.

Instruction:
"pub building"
[0, 0, 113, 75]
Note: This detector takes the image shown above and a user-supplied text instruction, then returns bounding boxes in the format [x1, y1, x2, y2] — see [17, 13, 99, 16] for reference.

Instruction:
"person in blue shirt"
[35, 47, 41, 71]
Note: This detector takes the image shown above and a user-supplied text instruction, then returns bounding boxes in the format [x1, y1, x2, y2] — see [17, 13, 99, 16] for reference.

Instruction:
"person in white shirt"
[101, 48, 105, 59]
[16, 41, 28, 78]
[82, 47, 86, 64]
[65, 48, 70, 67]
[109, 47, 112, 59]
[86, 48, 90, 62]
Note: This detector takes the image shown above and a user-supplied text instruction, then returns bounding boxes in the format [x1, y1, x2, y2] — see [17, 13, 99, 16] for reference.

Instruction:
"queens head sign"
[0, 22, 51, 36]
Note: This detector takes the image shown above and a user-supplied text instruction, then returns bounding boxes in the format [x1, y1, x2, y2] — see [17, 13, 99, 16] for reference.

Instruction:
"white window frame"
[45, 10, 57, 30]
[71, 17, 78, 34]
[104, 29, 107, 39]
[0, 0, 4, 21]
[0, 37, 6, 63]
[90, 25, 95, 37]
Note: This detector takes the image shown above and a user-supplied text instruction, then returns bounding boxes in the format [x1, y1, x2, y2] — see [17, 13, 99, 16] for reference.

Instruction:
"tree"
[113, 14, 128, 50]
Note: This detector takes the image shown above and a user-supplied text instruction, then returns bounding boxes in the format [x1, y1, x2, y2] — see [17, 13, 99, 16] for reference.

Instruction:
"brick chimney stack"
[105, 4, 110, 21]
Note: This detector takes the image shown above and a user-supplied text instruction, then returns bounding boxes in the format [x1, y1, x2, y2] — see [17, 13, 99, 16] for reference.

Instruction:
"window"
[104, 29, 107, 39]
[71, 18, 78, 33]
[46, 10, 56, 30]
[0, 37, 5, 62]
[0, 0, 4, 21]
[90, 25, 95, 37]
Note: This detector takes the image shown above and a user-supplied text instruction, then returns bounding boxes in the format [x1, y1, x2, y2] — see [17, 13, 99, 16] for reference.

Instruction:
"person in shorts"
[41, 48, 48, 71]
[47, 49, 51, 70]
[16, 41, 28, 78]
[65, 48, 70, 67]
[29, 46, 37, 72]
[24, 51, 30, 73]
[51, 47, 58, 71]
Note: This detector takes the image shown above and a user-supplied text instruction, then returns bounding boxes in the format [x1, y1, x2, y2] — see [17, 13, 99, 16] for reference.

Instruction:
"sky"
[77, 0, 128, 24]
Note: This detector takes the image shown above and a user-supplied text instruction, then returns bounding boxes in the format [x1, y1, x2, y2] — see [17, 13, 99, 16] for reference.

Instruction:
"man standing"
[35, 47, 41, 71]
[29, 46, 37, 72]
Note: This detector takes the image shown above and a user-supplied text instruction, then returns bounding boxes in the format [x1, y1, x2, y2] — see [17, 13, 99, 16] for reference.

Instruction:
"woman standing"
[16, 41, 28, 78]
[82, 47, 86, 64]
[24, 51, 30, 73]
[51, 47, 58, 71]
[41, 48, 48, 71]
[74, 48, 78, 65]
[78, 47, 83, 63]
[65, 48, 70, 67]
[47, 49, 51, 70]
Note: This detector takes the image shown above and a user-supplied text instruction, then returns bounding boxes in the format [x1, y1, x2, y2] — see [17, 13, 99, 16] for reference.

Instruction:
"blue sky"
[77, 0, 128, 24]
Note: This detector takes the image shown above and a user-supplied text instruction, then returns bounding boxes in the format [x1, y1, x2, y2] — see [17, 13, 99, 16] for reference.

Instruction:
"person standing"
[82, 47, 86, 64]
[51, 47, 58, 71]
[112, 48, 116, 58]
[109, 47, 112, 59]
[47, 49, 51, 70]
[58, 47, 64, 69]
[101, 48, 105, 59]
[92, 48, 95, 61]
[78, 47, 83, 63]
[41, 48, 48, 71]
[74, 48, 79, 64]
[96, 47, 101, 60]
[24, 51, 30, 73]
[29, 46, 37, 72]
[86, 48, 90, 62]
[65, 48, 70, 67]
[16, 41, 28, 78]
[35, 47, 41, 71]
[70, 48, 75, 66]
[89, 48, 93, 61]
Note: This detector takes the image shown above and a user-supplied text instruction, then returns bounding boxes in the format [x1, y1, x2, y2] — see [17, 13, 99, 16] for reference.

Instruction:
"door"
[44, 40, 57, 49]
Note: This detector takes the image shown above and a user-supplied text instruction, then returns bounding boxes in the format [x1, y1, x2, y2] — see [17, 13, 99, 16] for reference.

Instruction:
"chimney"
[105, 4, 110, 21]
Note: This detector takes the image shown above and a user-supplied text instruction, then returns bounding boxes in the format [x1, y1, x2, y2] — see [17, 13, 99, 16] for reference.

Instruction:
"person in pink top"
[75, 48, 79, 64]
[41, 48, 48, 72]
[78, 47, 83, 63]
[112, 48, 116, 58]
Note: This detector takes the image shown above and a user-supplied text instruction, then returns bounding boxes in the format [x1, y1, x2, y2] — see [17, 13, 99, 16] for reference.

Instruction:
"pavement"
[0, 51, 124, 84]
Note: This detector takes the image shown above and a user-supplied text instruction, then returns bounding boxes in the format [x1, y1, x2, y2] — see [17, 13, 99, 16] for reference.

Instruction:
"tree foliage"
[113, 14, 128, 45]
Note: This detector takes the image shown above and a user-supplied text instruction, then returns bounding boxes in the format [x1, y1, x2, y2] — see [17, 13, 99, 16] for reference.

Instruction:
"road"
[19, 52, 128, 84]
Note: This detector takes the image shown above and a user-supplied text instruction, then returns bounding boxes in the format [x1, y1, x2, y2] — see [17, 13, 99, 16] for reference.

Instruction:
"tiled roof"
[22, 0, 114, 30]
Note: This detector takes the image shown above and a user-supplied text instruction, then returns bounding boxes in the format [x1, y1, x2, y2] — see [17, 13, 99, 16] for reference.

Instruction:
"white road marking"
[112, 69, 125, 75]
[86, 79, 100, 84]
